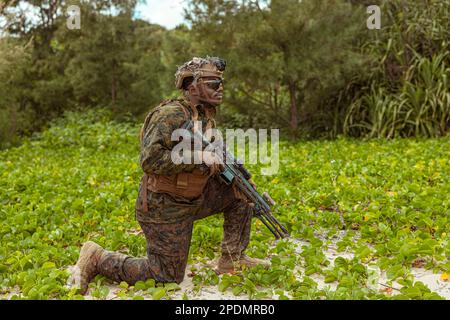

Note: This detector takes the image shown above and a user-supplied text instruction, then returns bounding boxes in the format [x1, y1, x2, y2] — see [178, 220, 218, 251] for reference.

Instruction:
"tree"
[54, 3, 167, 115]
[0, 37, 32, 148]
[0, 0, 163, 127]
[186, 0, 367, 136]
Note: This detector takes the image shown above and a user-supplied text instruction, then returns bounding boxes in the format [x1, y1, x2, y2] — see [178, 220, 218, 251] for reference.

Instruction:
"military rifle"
[181, 121, 290, 239]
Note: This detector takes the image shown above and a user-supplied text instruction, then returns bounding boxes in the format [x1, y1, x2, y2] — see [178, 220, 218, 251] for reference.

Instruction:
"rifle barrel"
[255, 212, 281, 239]
[261, 210, 289, 236]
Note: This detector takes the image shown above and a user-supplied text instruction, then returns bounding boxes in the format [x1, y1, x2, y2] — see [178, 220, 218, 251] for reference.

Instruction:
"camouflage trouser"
[96, 176, 253, 284]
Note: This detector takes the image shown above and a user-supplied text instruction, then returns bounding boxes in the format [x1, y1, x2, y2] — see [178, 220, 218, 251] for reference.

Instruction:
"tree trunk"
[288, 80, 298, 133]
[111, 62, 117, 107]
[111, 78, 116, 106]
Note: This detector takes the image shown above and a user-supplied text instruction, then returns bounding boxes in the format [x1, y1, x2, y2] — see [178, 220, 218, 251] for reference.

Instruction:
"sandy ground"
[82, 233, 449, 300]
[2, 232, 448, 300]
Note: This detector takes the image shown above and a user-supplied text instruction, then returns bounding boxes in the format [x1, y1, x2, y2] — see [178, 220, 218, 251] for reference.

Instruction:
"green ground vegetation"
[0, 112, 448, 300]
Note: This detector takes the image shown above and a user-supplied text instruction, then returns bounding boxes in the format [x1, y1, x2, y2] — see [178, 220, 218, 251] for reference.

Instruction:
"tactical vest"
[139, 99, 213, 211]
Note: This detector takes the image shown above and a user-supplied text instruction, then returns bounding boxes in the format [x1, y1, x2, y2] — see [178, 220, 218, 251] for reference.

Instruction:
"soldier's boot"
[215, 254, 270, 274]
[69, 241, 106, 295]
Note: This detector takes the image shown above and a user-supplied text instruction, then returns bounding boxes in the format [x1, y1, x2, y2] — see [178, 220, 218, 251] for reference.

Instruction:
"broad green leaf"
[152, 288, 166, 300]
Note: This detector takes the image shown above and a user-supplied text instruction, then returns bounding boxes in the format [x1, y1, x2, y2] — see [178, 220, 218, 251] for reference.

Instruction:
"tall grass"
[344, 52, 450, 138]
[342, 0, 449, 138]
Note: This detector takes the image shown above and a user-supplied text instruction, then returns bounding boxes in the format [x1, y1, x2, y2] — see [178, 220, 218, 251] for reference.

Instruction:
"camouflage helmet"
[175, 56, 226, 90]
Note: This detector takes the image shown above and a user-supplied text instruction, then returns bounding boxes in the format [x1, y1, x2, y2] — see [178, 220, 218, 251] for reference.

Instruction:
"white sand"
[2, 232, 448, 300]
[89, 234, 450, 300]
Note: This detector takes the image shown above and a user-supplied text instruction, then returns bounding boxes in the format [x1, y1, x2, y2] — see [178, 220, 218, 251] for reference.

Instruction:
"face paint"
[180, 61, 226, 107]
[194, 77, 224, 107]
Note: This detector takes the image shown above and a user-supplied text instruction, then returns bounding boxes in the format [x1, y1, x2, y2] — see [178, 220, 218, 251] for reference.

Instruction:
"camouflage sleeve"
[140, 105, 198, 175]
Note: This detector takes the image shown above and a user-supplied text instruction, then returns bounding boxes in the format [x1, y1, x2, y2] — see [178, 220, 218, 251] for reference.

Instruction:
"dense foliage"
[0, 0, 449, 148]
[0, 112, 448, 300]
[343, 0, 450, 138]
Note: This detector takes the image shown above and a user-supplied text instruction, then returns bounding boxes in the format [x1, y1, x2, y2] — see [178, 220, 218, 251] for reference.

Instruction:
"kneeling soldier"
[70, 57, 269, 294]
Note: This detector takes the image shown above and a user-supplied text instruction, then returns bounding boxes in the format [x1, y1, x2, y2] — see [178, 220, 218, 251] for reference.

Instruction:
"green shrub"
[0, 111, 448, 299]
[343, 0, 450, 138]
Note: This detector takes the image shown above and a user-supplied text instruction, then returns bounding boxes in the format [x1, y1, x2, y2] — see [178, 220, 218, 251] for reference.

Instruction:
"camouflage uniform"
[95, 98, 253, 285]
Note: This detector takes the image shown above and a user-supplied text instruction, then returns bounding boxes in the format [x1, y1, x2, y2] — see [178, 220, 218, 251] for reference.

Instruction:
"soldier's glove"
[202, 151, 224, 176]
